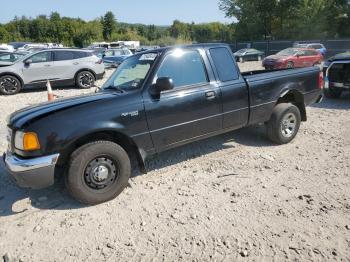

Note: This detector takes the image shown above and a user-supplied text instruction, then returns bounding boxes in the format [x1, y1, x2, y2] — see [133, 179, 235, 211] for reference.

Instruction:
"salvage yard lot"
[0, 62, 349, 261]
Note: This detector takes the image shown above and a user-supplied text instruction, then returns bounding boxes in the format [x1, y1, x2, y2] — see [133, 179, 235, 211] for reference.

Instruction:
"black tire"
[75, 71, 95, 89]
[66, 141, 131, 205]
[266, 103, 301, 144]
[324, 86, 342, 99]
[286, 61, 294, 69]
[0, 75, 22, 95]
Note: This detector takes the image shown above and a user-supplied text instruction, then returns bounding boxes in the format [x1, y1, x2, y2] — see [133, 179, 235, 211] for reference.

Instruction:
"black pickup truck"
[4, 44, 323, 204]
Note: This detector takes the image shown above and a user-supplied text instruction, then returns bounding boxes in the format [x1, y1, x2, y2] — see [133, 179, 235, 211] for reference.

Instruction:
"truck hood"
[8, 92, 119, 129]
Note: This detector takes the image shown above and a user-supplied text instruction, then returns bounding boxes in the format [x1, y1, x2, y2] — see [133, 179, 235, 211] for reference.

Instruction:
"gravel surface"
[0, 62, 350, 261]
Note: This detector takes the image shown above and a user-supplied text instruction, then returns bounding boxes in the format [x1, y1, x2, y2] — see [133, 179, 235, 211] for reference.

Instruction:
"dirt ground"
[0, 62, 349, 262]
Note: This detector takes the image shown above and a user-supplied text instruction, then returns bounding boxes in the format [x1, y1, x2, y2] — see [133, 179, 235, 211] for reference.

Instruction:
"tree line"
[0, 11, 235, 47]
[219, 0, 350, 40]
[0, 1, 350, 48]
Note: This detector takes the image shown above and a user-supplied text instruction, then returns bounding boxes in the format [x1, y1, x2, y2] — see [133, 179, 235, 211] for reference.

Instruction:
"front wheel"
[266, 103, 301, 144]
[286, 62, 294, 69]
[66, 141, 131, 205]
[76, 71, 95, 89]
[0, 75, 22, 95]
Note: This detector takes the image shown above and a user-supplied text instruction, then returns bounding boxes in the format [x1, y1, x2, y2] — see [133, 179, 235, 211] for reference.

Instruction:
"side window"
[54, 51, 74, 61]
[209, 47, 238, 82]
[297, 50, 306, 56]
[30, 52, 52, 63]
[105, 50, 114, 56]
[156, 50, 208, 88]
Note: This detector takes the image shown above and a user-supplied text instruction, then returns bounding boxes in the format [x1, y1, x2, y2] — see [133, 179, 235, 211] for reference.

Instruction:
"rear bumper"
[3, 152, 59, 189]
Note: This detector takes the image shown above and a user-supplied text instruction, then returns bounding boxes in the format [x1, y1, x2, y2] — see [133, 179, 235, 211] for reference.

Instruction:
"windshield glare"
[102, 53, 158, 91]
[277, 48, 298, 56]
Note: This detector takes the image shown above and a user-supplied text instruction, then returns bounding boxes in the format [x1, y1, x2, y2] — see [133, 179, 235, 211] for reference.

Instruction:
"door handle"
[73, 62, 79, 65]
[205, 91, 216, 100]
[44, 64, 51, 67]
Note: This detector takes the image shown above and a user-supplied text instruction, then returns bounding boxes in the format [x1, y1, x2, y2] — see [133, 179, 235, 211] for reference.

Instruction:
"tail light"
[318, 71, 324, 89]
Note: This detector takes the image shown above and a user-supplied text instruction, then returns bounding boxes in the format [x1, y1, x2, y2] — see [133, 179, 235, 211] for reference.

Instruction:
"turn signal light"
[319, 72, 324, 90]
[23, 132, 40, 151]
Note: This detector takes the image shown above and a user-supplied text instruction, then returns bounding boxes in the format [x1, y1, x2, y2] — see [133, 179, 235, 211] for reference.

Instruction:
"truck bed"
[241, 66, 321, 125]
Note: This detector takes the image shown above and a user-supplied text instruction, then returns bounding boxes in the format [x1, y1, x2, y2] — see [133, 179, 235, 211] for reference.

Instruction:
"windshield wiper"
[102, 85, 124, 93]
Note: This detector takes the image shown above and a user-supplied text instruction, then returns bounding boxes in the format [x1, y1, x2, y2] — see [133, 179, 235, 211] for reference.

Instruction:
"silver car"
[0, 49, 105, 95]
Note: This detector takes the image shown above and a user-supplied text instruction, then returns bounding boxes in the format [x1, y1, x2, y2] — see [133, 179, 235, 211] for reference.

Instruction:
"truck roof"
[139, 43, 230, 54]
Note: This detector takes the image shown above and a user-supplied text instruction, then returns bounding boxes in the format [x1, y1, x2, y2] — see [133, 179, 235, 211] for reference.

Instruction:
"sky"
[0, 0, 232, 25]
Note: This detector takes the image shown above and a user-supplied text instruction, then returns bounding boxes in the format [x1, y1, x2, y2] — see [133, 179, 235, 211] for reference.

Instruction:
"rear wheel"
[66, 141, 131, 205]
[324, 86, 342, 99]
[0, 75, 22, 95]
[76, 71, 95, 89]
[266, 103, 301, 144]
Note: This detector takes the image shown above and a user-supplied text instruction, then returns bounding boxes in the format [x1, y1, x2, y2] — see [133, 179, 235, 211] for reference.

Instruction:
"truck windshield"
[102, 53, 158, 91]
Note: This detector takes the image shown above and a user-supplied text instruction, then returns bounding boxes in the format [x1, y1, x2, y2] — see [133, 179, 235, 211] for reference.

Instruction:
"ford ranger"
[4, 44, 323, 205]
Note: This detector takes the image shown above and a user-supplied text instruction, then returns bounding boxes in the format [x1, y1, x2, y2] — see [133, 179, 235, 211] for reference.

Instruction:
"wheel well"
[0, 73, 24, 87]
[276, 90, 306, 121]
[74, 69, 97, 81]
[58, 131, 147, 174]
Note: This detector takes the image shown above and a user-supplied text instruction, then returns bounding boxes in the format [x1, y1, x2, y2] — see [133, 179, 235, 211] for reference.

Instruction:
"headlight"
[15, 131, 40, 151]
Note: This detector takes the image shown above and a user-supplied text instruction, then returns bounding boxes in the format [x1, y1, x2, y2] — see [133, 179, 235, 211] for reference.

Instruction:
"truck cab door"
[143, 49, 223, 151]
[208, 47, 249, 129]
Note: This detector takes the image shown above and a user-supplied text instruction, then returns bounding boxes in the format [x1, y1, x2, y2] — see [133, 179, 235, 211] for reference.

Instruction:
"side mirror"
[24, 59, 32, 65]
[154, 77, 174, 93]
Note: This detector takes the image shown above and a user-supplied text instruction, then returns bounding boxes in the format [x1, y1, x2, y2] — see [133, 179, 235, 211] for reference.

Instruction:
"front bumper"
[3, 152, 60, 189]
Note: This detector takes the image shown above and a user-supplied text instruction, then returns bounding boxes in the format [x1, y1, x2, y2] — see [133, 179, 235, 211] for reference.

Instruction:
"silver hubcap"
[0, 77, 19, 94]
[84, 157, 118, 190]
[281, 113, 297, 138]
[79, 73, 94, 88]
[92, 165, 109, 182]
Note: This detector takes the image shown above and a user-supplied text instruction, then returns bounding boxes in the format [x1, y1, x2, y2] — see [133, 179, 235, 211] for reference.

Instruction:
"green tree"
[102, 11, 117, 40]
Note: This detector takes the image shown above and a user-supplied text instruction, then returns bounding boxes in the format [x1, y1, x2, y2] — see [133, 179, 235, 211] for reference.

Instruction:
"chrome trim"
[5, 152, 60, 173]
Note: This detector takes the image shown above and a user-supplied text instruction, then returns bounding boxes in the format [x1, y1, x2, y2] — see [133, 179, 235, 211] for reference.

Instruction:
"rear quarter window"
[209, 47, 239, 82]
[54, 51, 74, 61]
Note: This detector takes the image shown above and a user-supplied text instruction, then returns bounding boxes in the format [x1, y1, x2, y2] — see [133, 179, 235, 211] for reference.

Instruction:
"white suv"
[0, 49, 105, 95]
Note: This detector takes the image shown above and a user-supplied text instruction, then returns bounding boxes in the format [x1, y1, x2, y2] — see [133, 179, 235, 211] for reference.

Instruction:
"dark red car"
[263, 48, 323, 70]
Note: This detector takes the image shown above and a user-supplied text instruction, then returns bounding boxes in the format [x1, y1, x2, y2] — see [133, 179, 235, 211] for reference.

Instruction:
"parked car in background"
[234, 48, 265, 62]
[3, 44, 323, 204]
[17, 43, 48, 51]
[0, 49, 105, 95]
[0, 44, 15, 52]
[263, 48, 323, 70]
[102, 48, 133, 68]
[323, 51, 350, 98]
[8, 42, 32, 50]
[295, 43, 327, 57]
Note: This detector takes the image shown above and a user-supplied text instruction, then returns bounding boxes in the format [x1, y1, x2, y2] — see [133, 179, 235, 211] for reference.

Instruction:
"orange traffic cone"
[46, 80, 54, 101]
